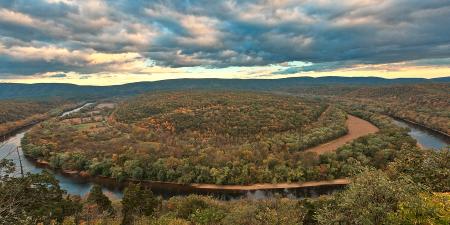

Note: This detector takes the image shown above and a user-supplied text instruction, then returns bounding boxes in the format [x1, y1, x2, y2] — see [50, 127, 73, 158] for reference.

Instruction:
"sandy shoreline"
[188, 178, 351, 190]
[305, 115, 379, 155]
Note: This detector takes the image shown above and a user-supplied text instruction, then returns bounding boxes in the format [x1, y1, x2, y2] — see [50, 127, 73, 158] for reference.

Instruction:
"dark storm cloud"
[0, 0, 449, 76]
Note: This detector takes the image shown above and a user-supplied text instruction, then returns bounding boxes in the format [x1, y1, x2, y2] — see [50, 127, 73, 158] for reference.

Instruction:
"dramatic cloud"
[0, 0, 449, 81]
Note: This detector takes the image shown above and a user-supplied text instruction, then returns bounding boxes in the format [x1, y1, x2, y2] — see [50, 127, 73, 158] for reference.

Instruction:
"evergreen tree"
[121, 183, 159, 225]
[87, 184, 113, 214]
[0, 164, 81, 224]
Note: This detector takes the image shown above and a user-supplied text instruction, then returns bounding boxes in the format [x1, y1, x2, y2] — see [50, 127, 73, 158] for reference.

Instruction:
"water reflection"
[392, 118, 450, 150]
[0, 130, 123, 199]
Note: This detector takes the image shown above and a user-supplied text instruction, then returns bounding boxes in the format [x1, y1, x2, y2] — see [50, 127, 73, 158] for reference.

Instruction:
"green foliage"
[387, 193, 450, 225]
[87, 184, 114, 214]
[189, 207, 226, 225]
[315, 170, 425, 225]
[388, 146, 450, 192]
[121, 183, 160, 225]
[0, 166, 81, 224]
[158, 195, 307, 225]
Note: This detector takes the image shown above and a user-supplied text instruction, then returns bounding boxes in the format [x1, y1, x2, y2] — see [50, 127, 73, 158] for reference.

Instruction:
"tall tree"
[0, 160, 81, 224]
[315, 169, 425, 225]
[121, 183, 159, 225]
[87, 184, 113, 214]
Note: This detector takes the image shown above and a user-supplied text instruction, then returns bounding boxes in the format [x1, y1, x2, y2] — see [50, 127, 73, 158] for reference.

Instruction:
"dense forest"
[0, 100, 75, 137]
[1, 76, 447, 99]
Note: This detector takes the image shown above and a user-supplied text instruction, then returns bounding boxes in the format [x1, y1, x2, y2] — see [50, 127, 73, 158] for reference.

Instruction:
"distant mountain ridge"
[0, 76, 448, 99]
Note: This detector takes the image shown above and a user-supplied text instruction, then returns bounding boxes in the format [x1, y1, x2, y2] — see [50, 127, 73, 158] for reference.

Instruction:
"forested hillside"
[11, 92, 449, 224]
[284, 83, 450, 136]
[0, 100, 74, 136]
[342, 83, 450, 135]
[1, 76, 447, 99]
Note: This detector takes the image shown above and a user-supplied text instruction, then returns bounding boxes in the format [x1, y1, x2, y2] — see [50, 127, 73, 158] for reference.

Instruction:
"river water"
[0, 103, 123, 199]
[60, 103, 94, 117]
[391, 118, 450, 150]
[1, 109, 447, 199]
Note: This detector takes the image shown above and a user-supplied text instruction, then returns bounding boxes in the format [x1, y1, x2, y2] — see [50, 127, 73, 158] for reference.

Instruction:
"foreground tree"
[121, 183, 159, 225]
[315, 169, 449, 225]
[388, 192, 450, 225]
[87, 184, 113, 214]
[388, 146, 450, 192]
[0, 159, 81, 224]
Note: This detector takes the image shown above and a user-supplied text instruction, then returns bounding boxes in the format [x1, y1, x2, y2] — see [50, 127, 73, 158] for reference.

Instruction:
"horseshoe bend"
[21, 91, 380, 191]
[2, 82, 449, 224]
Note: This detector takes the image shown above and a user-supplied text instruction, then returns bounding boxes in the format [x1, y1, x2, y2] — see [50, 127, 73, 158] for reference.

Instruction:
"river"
[60, 102, 94, 117]
[391, 118, 450, 150]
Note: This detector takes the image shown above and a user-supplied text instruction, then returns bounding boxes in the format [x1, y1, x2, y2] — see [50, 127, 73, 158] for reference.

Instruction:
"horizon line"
[1, 75, 449, 87]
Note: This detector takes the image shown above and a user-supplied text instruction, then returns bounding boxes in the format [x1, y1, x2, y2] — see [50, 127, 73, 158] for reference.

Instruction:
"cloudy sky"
[0, 0, 449, 85]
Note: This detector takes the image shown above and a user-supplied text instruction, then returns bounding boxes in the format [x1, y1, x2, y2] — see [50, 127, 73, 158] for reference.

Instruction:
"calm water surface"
[392, 118, 449, 150]
[0, 131, 123, 199]
[60, 103, 94, 117]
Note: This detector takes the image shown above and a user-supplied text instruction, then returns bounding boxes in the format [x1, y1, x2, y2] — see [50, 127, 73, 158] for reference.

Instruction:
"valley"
[1, 80, 448, 224]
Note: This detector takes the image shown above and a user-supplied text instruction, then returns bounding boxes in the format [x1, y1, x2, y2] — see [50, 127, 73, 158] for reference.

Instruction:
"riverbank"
[32, 157, 350, 191]
[390, 115, 450, 138]
[0, 116, 48, 139]
[391, 117, 450, 150]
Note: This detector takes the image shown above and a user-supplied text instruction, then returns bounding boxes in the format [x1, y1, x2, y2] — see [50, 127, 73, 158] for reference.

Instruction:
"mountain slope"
[1, 76, 448, 99]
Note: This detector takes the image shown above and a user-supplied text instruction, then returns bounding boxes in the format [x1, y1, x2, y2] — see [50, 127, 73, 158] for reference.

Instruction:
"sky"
[0, 0, 449, 85]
